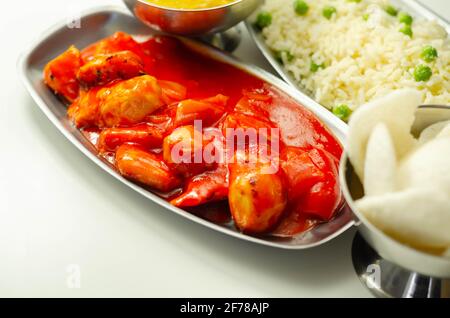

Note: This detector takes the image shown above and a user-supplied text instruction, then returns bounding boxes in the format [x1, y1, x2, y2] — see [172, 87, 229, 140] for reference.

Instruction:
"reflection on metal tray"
[18, 6, 353, 249]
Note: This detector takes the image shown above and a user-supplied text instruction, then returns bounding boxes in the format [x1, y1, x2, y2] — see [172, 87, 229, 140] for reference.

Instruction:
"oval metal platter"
[246, 0, 450, 111]
[18, 6, 354, 249]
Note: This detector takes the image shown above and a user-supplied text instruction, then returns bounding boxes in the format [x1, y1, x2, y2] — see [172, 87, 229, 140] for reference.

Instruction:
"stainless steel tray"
[18, 6, 353, 249]
[247, 0, 450, 113]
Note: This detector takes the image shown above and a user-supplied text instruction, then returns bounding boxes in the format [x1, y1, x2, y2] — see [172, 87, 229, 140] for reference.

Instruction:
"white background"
[0, 0, 448, 297]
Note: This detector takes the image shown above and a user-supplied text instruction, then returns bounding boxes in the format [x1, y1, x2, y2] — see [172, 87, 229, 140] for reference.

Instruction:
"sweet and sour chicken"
[44, 32, 343, 236]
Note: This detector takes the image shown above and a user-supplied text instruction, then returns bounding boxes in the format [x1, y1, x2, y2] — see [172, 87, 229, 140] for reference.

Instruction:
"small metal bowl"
[123, 0, 262, 36]
[340, 105, 450, 298]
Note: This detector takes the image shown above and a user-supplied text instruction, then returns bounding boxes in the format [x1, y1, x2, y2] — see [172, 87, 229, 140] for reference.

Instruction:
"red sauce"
[140, 36, 264, 105]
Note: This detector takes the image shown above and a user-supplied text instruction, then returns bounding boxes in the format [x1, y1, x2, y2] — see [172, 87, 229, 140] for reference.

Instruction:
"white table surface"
[0, 0, 448, 297]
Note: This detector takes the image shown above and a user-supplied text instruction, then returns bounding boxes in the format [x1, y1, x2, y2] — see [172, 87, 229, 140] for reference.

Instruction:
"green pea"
[332, 105, 352, 122]
[421, 45, 438, 63]
[275, 50, 295, 64]
[310, 61, 325, 73]
[294, 0, 309, 16]
[398, 12, 413, 25]
[385, 5, 398, 17]
[286, 51, 295, 62]
[362, 13, 369, 21]
[323, 6, 337, 20]
[256, 11, 272, 29]
[413, 64, 432, 82]
[399, 25, 413, 38]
